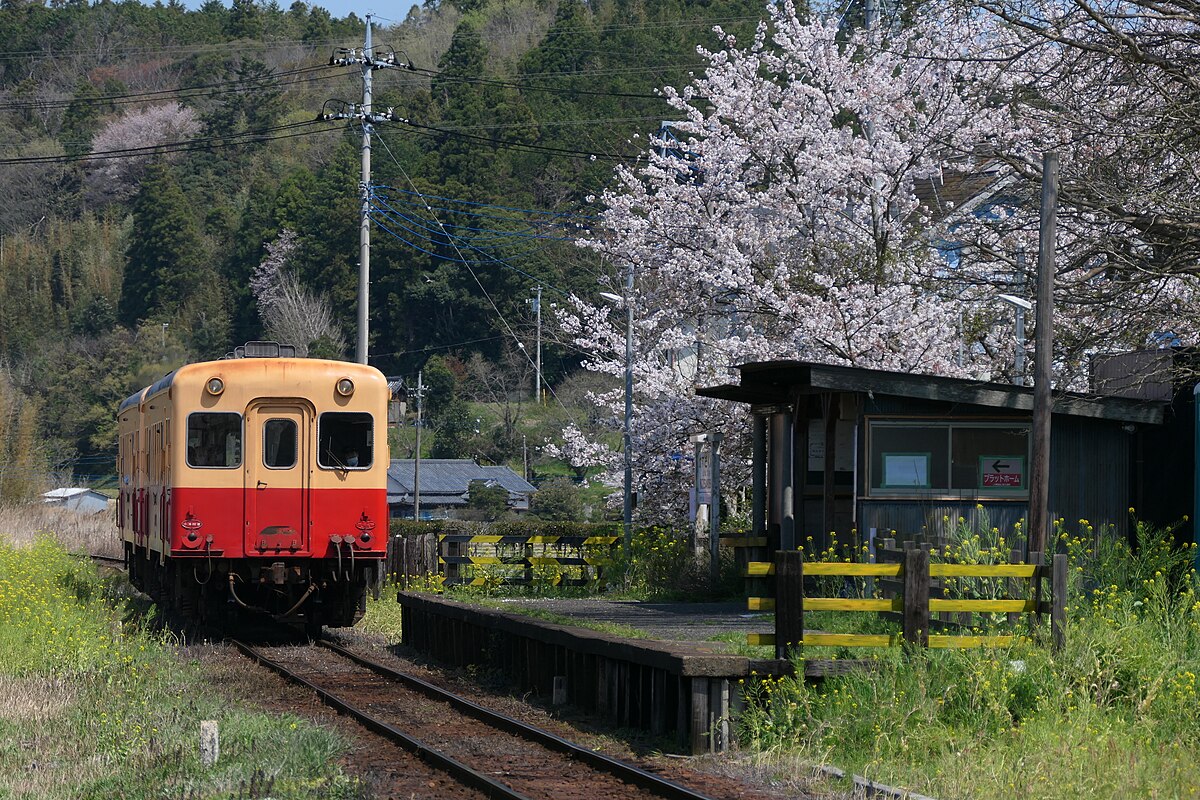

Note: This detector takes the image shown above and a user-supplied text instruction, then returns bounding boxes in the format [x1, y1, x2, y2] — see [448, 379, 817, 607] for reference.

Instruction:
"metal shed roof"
[698, 360, 1165, 425]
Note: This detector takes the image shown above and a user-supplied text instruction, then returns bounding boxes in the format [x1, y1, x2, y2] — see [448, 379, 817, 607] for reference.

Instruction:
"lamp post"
[600, 263, 634, 554]
[997, 294, 1032, 386]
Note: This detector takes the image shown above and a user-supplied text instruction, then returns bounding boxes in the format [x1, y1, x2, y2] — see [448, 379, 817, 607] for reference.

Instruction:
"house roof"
[387, 459, 536, 504]
[698, 360, 1164, 425]
[42, 487, 107, 500]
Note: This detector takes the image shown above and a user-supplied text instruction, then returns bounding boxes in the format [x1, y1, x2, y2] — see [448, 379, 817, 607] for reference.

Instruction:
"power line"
[381, 117, 640, 163]
[372, 186, 597, 224]
[0, 119, 338, 165]
[0, 36, 366, 62]
[0, 64, 340, 112]
[410, 65, 669, 101]
[373, 135, 581, 423]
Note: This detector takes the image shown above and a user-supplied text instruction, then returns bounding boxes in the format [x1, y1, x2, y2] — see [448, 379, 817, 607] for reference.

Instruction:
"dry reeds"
[0, 502, 120, 557]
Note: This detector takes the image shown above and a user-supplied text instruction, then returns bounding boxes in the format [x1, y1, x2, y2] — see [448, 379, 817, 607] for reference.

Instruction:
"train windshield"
[187, 412, 242, 468]
[318, 412, 373, 470]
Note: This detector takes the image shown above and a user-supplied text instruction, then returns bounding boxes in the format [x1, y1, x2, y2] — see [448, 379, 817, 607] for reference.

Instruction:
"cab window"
[318, 412, 373, 469]
[263, 419, 297, 469]
[187, 413, 242, 468]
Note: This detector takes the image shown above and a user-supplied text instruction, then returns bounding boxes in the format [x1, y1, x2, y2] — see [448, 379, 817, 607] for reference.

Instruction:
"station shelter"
[698, 360, 1170, 557]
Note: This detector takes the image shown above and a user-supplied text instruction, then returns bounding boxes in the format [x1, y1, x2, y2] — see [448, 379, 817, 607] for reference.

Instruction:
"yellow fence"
[439, 533, 619, 586]
[745, 549, 1067, 657]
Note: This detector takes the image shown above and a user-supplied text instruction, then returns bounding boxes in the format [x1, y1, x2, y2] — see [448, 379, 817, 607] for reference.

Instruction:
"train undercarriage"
[125, 544, 381, 636]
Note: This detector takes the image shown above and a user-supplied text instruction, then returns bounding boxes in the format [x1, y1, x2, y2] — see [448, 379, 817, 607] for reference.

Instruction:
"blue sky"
[179, 0, 422, 24]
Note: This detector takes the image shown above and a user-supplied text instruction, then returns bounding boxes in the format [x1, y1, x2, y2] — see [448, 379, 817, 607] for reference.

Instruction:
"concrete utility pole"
[1029, 153, 1058, 557]
[327, 15, 403, 365]
[413, 370, 425, 521]
[621, 265, 634, 554]
[527, 285, 542, 403]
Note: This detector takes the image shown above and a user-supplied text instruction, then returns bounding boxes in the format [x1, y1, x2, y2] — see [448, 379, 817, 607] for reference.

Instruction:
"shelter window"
[318, 412, 373, 470]
[868, 421, 1029, 497]
[263, 419, 297, 469]
[187, 413, 242, 468]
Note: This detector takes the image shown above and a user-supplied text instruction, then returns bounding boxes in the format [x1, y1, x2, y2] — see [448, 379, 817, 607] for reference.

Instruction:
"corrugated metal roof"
[699, 360, 1165, 424]
[387, 459, 536, 498]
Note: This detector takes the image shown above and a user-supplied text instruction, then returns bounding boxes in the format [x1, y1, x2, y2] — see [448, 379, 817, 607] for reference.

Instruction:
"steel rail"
[318, 638, 718, 800]
[229, 639, 534, 800]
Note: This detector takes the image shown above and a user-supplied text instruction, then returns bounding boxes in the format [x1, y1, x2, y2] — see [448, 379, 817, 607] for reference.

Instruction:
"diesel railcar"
[117, 342, 389, 632]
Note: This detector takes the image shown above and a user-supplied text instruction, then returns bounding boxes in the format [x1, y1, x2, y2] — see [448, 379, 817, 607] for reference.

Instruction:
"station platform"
[397, 593, 792, 754]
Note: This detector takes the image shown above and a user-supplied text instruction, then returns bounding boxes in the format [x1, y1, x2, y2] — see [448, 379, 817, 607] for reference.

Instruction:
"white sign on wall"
[808, 419, 855, 472]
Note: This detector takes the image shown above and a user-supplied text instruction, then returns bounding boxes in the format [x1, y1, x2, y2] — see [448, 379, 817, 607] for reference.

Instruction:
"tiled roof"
[387, 459, 536, 502]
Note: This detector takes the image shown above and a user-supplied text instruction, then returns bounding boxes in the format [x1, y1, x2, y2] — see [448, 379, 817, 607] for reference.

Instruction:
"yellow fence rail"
[439, 533, 619, 586]
[745, 548, 1068, 657]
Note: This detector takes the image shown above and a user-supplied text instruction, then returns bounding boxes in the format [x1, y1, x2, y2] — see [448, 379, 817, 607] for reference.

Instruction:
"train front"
[171, 347, 389, 631]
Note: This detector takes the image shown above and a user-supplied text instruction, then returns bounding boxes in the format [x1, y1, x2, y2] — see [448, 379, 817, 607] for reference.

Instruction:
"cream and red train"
[117, 342, 388, 632]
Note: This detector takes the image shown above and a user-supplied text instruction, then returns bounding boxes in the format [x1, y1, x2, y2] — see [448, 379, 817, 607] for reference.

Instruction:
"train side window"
[318, 412, 373, 470]
[187, 412, 242, 468]
[263, 419, 297, 469]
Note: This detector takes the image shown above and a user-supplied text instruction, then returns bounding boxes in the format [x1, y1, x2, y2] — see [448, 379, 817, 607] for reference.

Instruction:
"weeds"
[0, 534, 354, 799]
[736, 517, 1200, 799]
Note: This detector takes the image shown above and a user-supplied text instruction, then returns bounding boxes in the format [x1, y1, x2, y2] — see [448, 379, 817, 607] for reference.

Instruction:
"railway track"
[231, 638, 722, 800]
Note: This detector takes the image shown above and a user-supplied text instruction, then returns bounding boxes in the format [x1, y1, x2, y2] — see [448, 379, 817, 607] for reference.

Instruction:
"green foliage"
[430, 396, 477, 458]
[736, 522, 1200, 799]
[388, 518, 620, 539]
[530, 476, 584, 521]
[609, 526, 692, 598]
[120, 163, 212, 326]
[0, 372, 46, 502]
[465, 478, 510, 519]
[0, 0, 767, 488]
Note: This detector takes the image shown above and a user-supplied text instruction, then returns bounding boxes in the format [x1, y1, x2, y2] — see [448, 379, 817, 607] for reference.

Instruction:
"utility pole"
[1029, 153, 1058, 557]
[528, 285, 542, 403]
[621, 264, 634, 554]
[413, 370, 425, 521]
[327, 15, 403, 365]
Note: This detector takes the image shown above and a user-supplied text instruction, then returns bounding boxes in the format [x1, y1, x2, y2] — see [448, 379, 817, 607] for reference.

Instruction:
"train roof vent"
[225, 341, 297, 359]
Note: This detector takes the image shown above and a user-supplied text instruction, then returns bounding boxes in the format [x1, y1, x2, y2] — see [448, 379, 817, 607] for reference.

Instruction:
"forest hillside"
[0, 0, 763, 491]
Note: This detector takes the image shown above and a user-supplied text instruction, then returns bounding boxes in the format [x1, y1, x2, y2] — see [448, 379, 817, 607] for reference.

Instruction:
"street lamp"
[600, 267, 634, 554]
[997, 294, 1033, 386]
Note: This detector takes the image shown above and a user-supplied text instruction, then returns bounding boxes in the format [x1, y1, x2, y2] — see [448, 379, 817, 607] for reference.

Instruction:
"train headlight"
[205, 377, 224, 396]
[336, 377, 355, 397]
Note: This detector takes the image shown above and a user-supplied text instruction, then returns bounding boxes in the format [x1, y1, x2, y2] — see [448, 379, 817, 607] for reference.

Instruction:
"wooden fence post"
[775, 550, 804, 661]
[902, 548, 930, 647]
[1029, 551, 1043, 626]
[443, 535, 457, 582]
[1051, 553, 1068, 651]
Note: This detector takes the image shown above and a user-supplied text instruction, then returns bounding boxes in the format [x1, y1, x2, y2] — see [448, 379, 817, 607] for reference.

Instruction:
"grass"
[0, 525, 360, 799]
[735, 516, 1200, 799]
[0, 503, 121, 558]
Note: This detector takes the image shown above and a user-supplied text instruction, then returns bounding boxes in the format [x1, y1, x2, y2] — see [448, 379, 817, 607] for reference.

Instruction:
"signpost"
[980, 456, 1025, 489]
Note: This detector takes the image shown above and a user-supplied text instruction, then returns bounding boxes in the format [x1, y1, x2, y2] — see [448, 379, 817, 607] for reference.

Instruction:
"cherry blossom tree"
[558, 0, 1200, 522]
[950, 0, 1200, 385]
[554, 1, 1025, 521]
[252, 230, 346, 358]
[85, 102, 200, 204]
